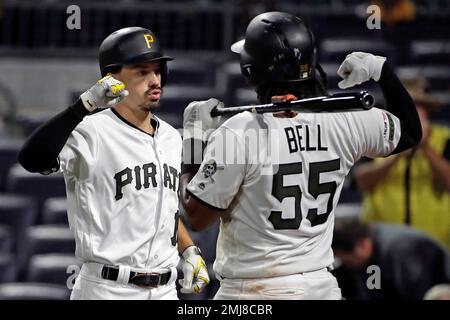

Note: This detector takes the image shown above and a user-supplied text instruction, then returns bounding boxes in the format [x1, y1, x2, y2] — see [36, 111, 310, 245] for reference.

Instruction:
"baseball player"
[180, 12, 422, 300]
[18, 27, 209, 300]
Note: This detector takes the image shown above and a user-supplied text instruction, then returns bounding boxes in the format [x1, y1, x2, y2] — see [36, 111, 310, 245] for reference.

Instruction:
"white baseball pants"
[213, 268, 342, 300]
[70, 262, 178, 300]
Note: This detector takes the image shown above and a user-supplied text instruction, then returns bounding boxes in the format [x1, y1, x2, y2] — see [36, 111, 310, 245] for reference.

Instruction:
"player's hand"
[271, 94, 298, 103]
[337, 52, 386, 89]
[183, 98, 224, 142]
[271, 94, 299, 117]
[179, 246, 210, 294]
[80, 75, 129, 112]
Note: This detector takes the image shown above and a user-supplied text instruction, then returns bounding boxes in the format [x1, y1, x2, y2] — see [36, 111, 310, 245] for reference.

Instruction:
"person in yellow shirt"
[372, 0, 416, 26]
[354, 76, 450, 248]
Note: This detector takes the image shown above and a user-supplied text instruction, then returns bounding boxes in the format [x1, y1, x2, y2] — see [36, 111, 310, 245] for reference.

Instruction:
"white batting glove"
[183, 98, 224, 143]
[337, 52, 386, 89]
[182, 98, 224, 167]
[179, 246, 210, 294]
[80, 75, 129, 112]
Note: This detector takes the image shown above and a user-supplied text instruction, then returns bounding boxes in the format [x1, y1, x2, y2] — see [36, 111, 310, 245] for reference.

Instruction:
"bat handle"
[210, 106, 220, 118]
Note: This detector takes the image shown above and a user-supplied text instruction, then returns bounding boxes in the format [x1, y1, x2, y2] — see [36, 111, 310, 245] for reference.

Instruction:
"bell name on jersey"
[284, 124, 328, 153]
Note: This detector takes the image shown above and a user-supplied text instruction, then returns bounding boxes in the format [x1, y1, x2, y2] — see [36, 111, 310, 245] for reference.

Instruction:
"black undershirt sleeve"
[378, 63, 422, 154]
[181, 138, 205, 176]
[18, 98, 90, 174]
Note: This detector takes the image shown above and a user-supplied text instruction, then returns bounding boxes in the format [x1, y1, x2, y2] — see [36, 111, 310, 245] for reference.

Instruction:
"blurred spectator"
[353, 76, 450, 248]
[371, 0, 416, 26]
[332, 219, 450, 300]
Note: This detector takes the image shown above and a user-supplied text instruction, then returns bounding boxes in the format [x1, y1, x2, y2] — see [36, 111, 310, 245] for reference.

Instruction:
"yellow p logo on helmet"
[144, 34, 154, 48]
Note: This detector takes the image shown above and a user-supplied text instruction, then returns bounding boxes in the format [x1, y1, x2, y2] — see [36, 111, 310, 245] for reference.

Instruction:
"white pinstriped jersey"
[188, 108, 401, 279]
[59, 108, 181, 271]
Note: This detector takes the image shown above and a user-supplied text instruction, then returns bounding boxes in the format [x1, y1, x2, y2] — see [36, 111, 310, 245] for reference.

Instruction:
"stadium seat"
[0, 225, 13, 254]
[396, 66, 450, 91]
[410, 41, 450, 65]
[42, 198, 68, 225]
[319, 38, 395, 64]
[392, 16, 450, 42]
[0, 138, 23, 192]
[26, 254, 81, 287]
[16, 113, 53, 138]
[158, 85, 220, 115]
[0, 194, 37, 271]
[0, 254, 17, 283]
[215, 62, 248, 93]
[6, 164, 66, 224]
[166, 58, 215, 87]
[334, 202, 363, 219]
[215, 61, 252, 106]
[0, 283, 70, 300]
[311, 13, 378, 39]
[26, 225, 75, 257]
[234, 88, 257, 107]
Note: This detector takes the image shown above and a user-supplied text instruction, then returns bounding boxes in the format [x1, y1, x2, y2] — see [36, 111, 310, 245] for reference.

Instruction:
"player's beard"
[140, 100, 160, 111]
[139, 87, 163, 111]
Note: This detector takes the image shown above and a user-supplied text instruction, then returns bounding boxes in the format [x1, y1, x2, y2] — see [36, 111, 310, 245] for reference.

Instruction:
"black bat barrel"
[211, 91, 374, 117]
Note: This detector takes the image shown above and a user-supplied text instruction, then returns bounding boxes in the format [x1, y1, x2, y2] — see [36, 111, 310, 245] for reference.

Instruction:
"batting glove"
[183, 98, 224, 142]
[182, 98, 224, 167]
[337, 52, 386, 89]
[179, 246, 210, 294]
[80, 75, 129, 112]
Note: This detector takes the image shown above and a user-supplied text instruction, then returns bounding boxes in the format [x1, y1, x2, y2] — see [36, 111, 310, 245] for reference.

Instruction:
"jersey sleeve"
[187, 126, 247, 210]
[58, 117, 98, 180]
[350, 108, 401, 159]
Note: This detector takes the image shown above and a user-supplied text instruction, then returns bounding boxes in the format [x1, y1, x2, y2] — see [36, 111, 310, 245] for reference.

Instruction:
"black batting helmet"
[99, 27, 173, 86]
[231, 12, 324, 88]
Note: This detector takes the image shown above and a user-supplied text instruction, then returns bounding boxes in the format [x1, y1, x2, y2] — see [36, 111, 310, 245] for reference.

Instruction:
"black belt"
[101, 265, 171, 288]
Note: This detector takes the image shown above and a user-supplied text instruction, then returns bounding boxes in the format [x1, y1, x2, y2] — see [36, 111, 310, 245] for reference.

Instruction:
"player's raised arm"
[337, 52, 422, 154]
[378, 60, 422, 153]
[18, 76, 128, 174]
[180, 99, 226, 231]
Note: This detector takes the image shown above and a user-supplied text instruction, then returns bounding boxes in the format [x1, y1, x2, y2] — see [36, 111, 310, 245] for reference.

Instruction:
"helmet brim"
[122, 52, 174, 66]
[230, 39, 245, 54]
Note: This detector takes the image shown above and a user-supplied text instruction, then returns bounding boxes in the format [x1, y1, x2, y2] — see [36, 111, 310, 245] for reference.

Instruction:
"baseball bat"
[210, 91, 374, 117]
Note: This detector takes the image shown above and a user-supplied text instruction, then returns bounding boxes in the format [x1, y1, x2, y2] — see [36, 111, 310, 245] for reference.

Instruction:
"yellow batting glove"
[98, 75, 126, 96]
[179, 246, 210, 294]
[80, 75, 129, 111]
